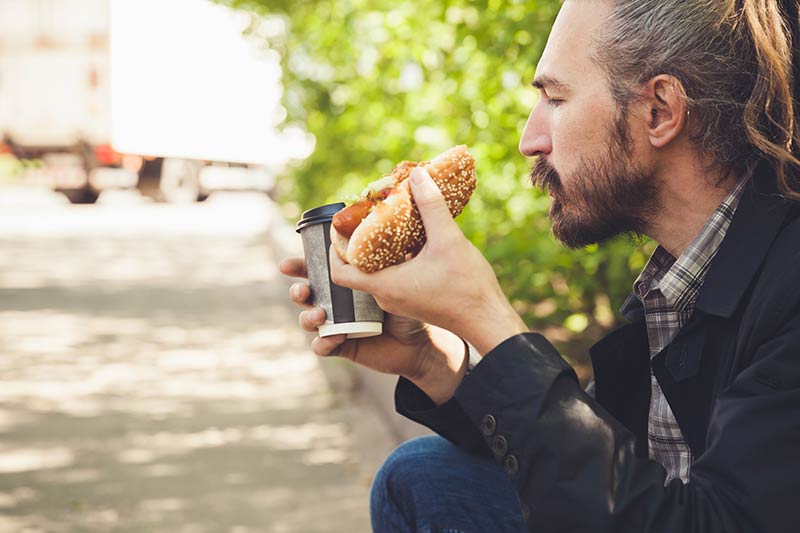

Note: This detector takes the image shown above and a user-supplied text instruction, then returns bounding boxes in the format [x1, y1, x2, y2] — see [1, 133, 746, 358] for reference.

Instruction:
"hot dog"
[331, 145, 476, 272]
[332, 161, 420, 239]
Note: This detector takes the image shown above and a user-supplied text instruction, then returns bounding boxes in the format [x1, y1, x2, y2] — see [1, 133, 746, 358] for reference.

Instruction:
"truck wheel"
[58, 187, 99, 204]
[160, 158, 201, 203]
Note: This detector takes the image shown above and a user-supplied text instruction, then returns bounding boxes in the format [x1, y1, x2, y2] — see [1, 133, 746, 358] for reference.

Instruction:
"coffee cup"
[296, 203, 384, 338]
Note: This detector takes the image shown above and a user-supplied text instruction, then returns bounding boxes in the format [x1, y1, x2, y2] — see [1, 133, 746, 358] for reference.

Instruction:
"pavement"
[0, 187, 406, 532]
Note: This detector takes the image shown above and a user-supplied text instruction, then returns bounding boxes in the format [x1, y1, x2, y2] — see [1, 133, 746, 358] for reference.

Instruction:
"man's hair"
[591, 0, 800, 199]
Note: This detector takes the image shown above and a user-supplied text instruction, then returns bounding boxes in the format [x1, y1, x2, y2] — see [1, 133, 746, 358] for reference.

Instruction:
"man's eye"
[546, 96, 564, 107]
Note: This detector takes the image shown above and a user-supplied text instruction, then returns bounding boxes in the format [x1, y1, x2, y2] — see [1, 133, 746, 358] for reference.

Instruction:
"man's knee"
[372, 435, 455, 499]
[370, 436, 459, 531]
[371, 435, 527, 533]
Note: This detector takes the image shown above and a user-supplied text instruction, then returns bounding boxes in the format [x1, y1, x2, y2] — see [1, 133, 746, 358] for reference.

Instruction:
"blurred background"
[0, 0, 651, 530]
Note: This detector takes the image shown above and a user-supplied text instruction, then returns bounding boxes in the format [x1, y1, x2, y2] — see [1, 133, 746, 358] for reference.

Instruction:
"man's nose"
[518, 105, 552, 157]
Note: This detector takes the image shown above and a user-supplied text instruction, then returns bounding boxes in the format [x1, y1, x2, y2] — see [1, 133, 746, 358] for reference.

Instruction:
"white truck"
[0, 0, 307, 203]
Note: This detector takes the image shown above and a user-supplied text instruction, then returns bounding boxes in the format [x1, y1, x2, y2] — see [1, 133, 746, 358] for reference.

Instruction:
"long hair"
[592, 0, 800, 199]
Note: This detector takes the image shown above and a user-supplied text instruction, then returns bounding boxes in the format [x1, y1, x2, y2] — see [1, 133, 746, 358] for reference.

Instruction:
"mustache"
[530, 157, 562, 194]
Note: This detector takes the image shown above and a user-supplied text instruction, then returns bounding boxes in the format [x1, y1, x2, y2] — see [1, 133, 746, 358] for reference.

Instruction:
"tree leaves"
[218, 0, 652, 363]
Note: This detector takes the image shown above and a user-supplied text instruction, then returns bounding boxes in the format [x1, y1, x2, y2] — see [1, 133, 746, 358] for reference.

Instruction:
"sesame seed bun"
[332, 145, 476, 272]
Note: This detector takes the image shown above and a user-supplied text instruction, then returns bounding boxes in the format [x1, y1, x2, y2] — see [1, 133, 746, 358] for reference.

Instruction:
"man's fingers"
[282, 257, 349, 359]
[299, 307, 326, 332]
[279, 257, 308, 279]
[290, 283, 314, 308]
[329, 245, 378, 293]
[409, 167, 457, 244]
[311, 334, 348, 357]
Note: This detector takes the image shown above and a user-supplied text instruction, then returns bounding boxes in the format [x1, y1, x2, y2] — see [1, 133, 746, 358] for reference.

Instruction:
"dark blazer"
[396, 168, 800, 532]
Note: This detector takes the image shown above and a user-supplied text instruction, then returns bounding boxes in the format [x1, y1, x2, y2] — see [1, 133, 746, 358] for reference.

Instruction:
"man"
[281, 0, 800, 530]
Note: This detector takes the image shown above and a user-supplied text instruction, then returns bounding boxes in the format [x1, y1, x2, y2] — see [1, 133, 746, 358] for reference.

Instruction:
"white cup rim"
[319, 321, 383, 339]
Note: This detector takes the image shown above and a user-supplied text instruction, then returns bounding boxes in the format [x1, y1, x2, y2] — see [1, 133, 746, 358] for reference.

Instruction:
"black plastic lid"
[296, 202, 346, 232]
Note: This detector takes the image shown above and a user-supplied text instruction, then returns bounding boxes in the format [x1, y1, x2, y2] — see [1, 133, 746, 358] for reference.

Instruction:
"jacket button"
[481, 415, 496, 436]
[491, 435, 508, 457]
[504, 454, 519, 477]
[520, 502, 531, 522]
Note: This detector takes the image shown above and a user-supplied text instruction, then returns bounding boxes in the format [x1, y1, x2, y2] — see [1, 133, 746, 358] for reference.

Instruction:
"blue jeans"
[370, 435, 528, 533]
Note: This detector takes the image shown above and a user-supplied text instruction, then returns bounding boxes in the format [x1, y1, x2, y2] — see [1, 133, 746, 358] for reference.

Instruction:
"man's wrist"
[465, 301, 528, 356]
[407, 326, 468, 406]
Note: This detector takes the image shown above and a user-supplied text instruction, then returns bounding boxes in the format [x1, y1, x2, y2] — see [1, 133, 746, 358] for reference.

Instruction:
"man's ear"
[643, 75, 688, 148]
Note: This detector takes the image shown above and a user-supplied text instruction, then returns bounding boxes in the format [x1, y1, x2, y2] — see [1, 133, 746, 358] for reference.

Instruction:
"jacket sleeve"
[395, 328, 800, 533]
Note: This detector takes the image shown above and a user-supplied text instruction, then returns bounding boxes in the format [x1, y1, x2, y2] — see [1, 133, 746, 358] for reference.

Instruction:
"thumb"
[409, 166, 457, 241]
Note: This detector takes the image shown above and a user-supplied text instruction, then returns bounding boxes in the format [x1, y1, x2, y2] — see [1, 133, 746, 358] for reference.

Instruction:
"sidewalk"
[0, 191, 411, 532]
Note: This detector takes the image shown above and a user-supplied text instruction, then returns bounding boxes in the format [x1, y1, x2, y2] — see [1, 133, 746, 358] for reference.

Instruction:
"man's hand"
[279, 257, 468, 404]
[329, 167, 528, 356]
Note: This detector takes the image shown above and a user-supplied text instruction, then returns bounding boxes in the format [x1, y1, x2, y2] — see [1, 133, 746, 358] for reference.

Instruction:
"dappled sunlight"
[0, 197, 278, 290]
[0, 447, 75, 474]
[139, 497, 189, 514]
[0, 195, 384, 531]
[0, 307, 329, 417]
[0, 312, 89, 356]
[0, 487, 38, 509]
[302, 448, 350, 466]
[0, 409, 36, 433]
[140, 463, 186, 478]
[0, 515, 66, 533]
[113, 422, 352, 468]
[117, 448, 159, 465]
[38, 468, 103, 485]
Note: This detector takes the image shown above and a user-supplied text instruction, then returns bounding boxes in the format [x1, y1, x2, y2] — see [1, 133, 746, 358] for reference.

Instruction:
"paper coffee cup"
[296, 203, 384, 339]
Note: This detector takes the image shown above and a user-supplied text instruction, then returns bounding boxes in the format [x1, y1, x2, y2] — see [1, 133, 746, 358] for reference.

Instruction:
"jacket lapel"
[695, 166, 791, 318]
[590, 320, 651, 458]
[592, 164, 793, 457]
[657, 167, 792, 454]
[650, 312, 714, 456]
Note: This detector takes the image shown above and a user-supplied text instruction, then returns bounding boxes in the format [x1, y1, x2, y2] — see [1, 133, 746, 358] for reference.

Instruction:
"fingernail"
[411, 167, 426, 185]
[291, 284, 301, 299]
[311, 308, 324, 322]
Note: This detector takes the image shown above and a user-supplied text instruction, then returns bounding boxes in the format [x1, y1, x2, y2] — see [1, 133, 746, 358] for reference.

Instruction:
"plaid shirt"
[632, 179, 746, 483]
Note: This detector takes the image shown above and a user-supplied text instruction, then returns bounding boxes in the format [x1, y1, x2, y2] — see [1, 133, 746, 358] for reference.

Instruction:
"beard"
[530, 113, 658, 248]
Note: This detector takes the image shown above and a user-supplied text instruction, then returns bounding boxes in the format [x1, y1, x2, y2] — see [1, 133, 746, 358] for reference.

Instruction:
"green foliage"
[0, 154, 25, 182]
[218, 0, 653, 361]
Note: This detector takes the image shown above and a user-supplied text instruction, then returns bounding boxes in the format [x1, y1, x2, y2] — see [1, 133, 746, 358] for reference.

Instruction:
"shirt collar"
[633, 178, 747, 311]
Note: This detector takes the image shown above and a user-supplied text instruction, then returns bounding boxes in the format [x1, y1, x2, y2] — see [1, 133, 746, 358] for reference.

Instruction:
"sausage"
[332, 200, 375, 239]
[332, 187, 396, 238]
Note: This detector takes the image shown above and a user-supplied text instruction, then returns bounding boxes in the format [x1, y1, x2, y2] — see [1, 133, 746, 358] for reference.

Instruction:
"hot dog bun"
[332, 145, 476, 272]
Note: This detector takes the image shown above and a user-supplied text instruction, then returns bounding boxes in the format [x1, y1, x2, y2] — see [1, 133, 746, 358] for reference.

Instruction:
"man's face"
[520, 0, 658, 248]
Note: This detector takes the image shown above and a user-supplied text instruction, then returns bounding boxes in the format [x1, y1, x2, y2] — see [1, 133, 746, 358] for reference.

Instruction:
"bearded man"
[281, 0, 800, 531]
